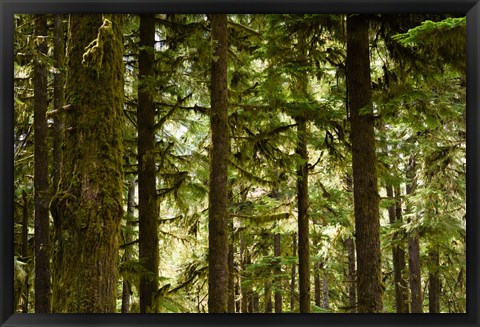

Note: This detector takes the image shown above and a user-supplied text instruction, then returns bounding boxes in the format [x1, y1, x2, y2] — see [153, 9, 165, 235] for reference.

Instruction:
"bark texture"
[346, 14, 383, 313]
[273, 233, 283, 313]
[346, 237, 356, 312]
[33, 14, 51, 313]
[296, 115, 311, 313]
[388, 184, 409, 313]
[121, 180, 136, 313]
[50, 14, 124, 312]
[406, 157, 423, 313]
[138, 13, 159, 313]
[290, 233, 297, 311]
[208, 14, 229, 313]
[227, 221, 236, 312]
[428, 248, 440, 313]
[53, 14, 65, 193]
[21, 191, 29, 312]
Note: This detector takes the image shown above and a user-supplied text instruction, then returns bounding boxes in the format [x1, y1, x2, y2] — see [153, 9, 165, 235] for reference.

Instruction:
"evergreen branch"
[228, 159, 279, 187]
[120, 239, 139, 249]
[230, 212, 289, 221]
[154, 93, 193, 130]
[227, 20, 261, 37]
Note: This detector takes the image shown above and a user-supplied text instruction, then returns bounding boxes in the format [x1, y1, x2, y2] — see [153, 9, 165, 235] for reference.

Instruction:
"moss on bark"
[50, 14, 124, 313]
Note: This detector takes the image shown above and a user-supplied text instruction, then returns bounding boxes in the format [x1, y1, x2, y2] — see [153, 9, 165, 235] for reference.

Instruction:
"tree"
[33, 14, 51, 313]
[208, 14, 229, 313]
[346, 14, 383, 313]
[50, 14, 125, 312]
[137, 13, 159, 313]
[388, 184, 409, 313]
[406, 156, 423, 313]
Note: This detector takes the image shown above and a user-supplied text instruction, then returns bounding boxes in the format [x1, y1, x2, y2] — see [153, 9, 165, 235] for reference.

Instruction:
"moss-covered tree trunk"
[50, 14, 124, 313]
[208, 13, 229, 313]
[33, 14, 51, 314]
[137, 13, 159, 314]
[346, 14, 383, 313]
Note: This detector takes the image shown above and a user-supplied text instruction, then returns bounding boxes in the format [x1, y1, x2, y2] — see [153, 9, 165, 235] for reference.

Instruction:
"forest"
[13, 13, 466, 313]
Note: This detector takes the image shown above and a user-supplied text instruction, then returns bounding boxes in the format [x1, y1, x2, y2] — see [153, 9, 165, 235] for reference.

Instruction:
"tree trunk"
[387, 184, 409, 313]
[346, 14, 383, 313]
[53, 14, 65, 194]
[240, 232, 248, 313]
[394, 185, 410, 313]
[321, 271, 329, 310]
[346, 237, 356, 312]
[33, 14, 51, 314]
[138, 13, 159, 313]
[274, 233, 283, 313]
[314, 265, 321, 308]
[252, 292, 260, 313]
[121, 180, 136, 313]
[208, 14, 229, 313]
[290, 232, 297, 312]
[51, 14, 65, 315]
[21, 191, 29, 313]
[406, 157, 423, 313]
[296, 115, 310, 313]
[428, 248, 440, 313]
[50, 14, 124, 312]
[345, 175, 356, 313]
[228, 220, 235, 312]
[264, 281, 273, 313]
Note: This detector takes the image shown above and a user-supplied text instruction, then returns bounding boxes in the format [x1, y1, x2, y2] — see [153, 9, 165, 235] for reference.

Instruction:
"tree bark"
[321, 271, 329, 310]
[264, 281, 273, 313]
[208, 14, 229, 313]
[387, 184, 409, 313]
[274, 233, 283, 313]
[121, 180, 136, 313]
[228, 220, 236, 312]
[21, 191, 29, 313]
[314, 265, 321, 308]
[240, 231, 248, 313]
[290, 232, 297, 312]
[345, 175, 356, 313]
[394, 185, 410, 313]
[406, 157, 423, 313]
[296, 115, 310, 313]
[346, 14, 383, 313]
[50, 14, 124, 312]
[53, 14, 65, 194]
[428, 248, 440, 313]
[138, 13, 159, 313]
[346, 237, 356, 312]
[33, 14, 51, 314]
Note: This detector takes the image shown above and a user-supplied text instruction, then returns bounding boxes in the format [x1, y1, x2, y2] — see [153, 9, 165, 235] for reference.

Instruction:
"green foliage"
[13, 13, 466, 313]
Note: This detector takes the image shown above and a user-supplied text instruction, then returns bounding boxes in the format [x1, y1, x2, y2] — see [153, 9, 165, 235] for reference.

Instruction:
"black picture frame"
[1, 1, 479, 326]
